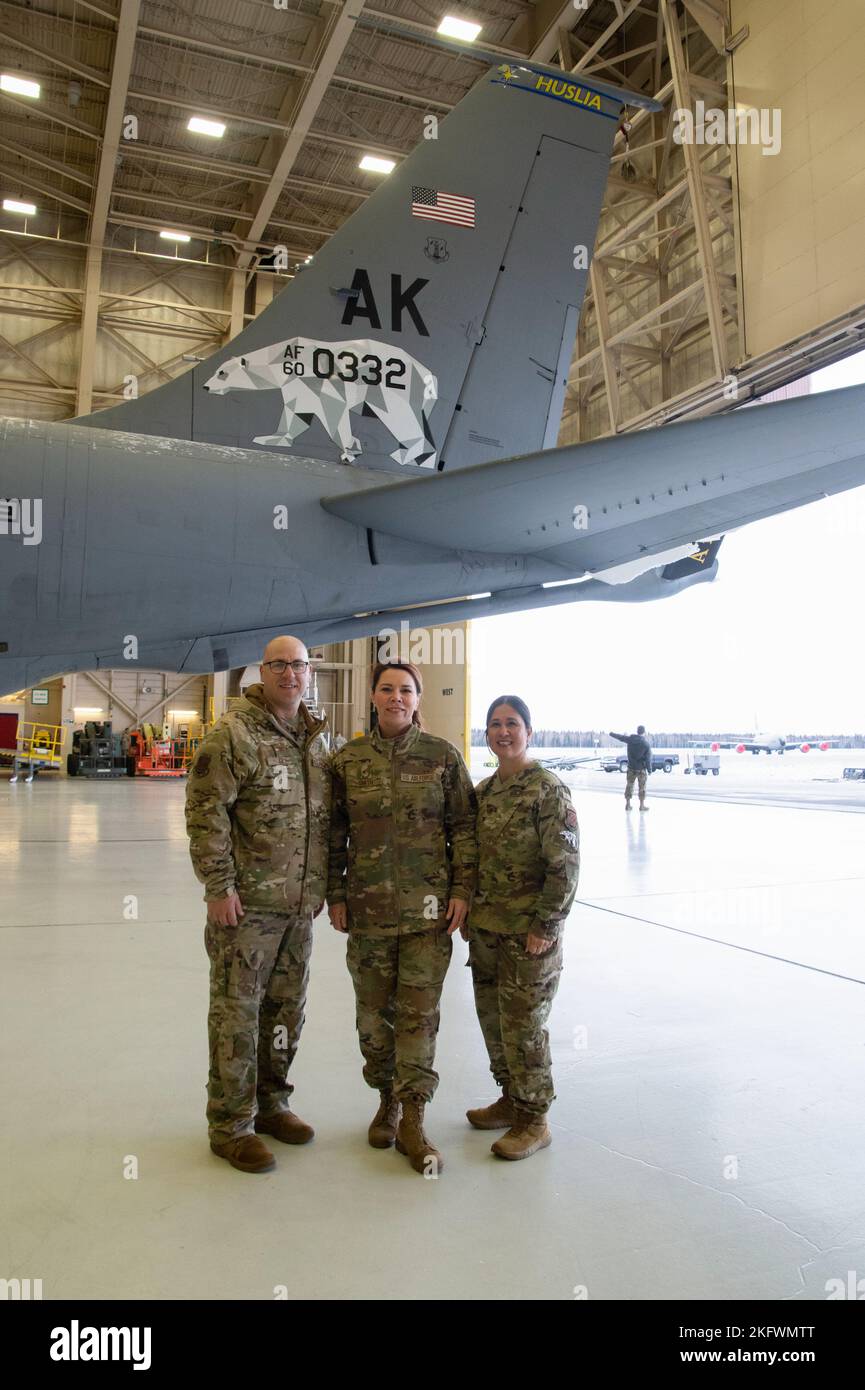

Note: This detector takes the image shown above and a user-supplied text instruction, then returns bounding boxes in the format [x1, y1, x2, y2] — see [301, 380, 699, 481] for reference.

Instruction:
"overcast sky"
[470, 353, 865, 734]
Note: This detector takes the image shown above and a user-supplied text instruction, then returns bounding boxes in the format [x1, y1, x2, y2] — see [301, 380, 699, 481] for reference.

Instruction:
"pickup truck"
[601, 752, 680, 774]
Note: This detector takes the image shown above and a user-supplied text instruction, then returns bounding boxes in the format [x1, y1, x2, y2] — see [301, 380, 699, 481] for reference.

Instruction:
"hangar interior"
[2, 0, 864, 743]
[2, 0, 865, 1303]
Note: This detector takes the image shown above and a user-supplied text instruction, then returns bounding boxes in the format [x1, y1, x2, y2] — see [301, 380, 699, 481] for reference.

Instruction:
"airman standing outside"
[610, 724, 652, 811]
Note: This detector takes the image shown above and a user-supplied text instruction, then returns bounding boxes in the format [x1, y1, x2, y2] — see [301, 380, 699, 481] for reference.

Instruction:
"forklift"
[66, 722, 129, 777]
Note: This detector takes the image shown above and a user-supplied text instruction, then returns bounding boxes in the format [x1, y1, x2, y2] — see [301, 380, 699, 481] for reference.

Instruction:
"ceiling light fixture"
[187, 116, 225, 138]
[1, 74, 40, 98]
[359, 155, 395, 174]
[437, 17, 482, 42]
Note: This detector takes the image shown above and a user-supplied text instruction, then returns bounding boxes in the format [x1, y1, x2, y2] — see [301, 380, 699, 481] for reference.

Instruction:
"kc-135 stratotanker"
[3, 61, 865, 691]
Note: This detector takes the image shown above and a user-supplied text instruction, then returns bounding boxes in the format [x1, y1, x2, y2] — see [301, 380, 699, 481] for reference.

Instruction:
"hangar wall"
[731, 0, 865, 356]
[62, 670, 209, 737]
[239, 629, 470, 757]
[0, 239, 236, 423]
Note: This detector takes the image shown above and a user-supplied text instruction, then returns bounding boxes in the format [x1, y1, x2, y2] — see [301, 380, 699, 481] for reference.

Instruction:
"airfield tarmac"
[1, 752, 864, 1300]
[472, 746, 865, 814]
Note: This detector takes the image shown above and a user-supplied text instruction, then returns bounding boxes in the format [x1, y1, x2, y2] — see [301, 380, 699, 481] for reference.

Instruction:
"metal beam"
[358, 8, 523, 63]
[0, 239, 82, 308]
[118, 137, 404, 185]
[84, 672, 140, 725]
[111, 188, 339, 240]
[681, 0, 727, 52]
[508, 0, 599, 65]
[0, 327, 63, 388]
[0, 92, 102, 142]
[72, 0, 118, 19]
[573, 0, 644, 73]
[0, 163, 91, 214]
[137, 673, 202, 728]
[589, 260, 620, 433]
[0, 138, 92, 190]
[235, 1, 361, 271]
[76, 0, 141, 416]
[0, 19, 110, 87]
[134, 26, 453, 110]
[106, 210, 311, 258]
[660, 0, 727, 383]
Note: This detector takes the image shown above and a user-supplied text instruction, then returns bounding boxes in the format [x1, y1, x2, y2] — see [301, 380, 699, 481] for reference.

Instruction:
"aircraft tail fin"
[81, 63, 657, 473]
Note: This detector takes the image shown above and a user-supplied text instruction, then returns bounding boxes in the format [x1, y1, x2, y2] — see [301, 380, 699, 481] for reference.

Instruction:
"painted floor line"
[576, 899, 865, 987]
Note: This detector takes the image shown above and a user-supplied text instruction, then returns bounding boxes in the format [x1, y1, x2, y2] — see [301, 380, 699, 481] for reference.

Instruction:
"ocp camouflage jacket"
[185, 684, 330, 915]
[470, 764, 580, 943]
[327, 723, 477, 935]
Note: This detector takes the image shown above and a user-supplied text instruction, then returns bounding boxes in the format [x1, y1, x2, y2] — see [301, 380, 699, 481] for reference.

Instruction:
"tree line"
[471, 730, 865, 748]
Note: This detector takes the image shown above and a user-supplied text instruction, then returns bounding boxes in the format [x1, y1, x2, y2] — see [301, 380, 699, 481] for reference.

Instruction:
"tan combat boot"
[255, 1109, 315, 1145]
[395, 1098, 444, 1175]
[368, 1090, 400, 1148]
[466, 1088, 515, 1130]
[210, 1134, 276, 1173]
[491, 1108, 552, 1161]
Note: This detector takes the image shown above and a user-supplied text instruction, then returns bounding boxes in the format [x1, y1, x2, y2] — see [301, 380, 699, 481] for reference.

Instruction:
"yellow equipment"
[9, 722, 64, 782]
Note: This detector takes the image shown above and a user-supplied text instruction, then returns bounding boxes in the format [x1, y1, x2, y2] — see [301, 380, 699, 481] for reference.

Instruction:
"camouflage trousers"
[346, 929, 453, 1103]
[468, 929, 563, 1116]
[625, 768, 648, 801]
[204, 911, 312, 1142]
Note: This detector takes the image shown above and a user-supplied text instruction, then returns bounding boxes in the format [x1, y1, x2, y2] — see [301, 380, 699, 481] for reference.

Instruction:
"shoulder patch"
[194, 753, 211, 777]
[565, 805, 578, 829]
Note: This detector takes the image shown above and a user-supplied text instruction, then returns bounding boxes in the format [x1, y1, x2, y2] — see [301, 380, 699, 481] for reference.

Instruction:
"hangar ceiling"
[1, 0, 863, 432]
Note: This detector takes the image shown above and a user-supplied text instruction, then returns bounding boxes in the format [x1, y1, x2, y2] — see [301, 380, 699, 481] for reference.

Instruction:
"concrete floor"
[1, 767, 864, 1301]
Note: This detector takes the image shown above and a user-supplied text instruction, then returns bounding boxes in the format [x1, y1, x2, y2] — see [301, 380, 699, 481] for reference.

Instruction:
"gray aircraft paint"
[4, 375, 865, 690]
[323, 383, 865, 569]
[2, 63, 865, 694]
[79, 63, 651, 473]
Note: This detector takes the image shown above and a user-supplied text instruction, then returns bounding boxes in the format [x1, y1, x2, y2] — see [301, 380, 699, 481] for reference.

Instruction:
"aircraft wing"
[695, 740, 777, 750]
[536, 754, 603, 768]
[322, 383, 865, 574]
[695, 739, 839, 751]
[788, 739, 838, 750]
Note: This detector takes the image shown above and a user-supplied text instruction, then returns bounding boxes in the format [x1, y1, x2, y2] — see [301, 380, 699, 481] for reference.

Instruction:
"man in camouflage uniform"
[186, 635, 330, 1174]
[328, 673, 477, 1176]
[468, 764, 579, 1158]
[610, 725, 652, 810]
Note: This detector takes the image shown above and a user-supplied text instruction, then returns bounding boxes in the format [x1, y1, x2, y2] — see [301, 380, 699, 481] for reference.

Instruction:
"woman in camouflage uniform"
[466, 695, 579, 1160]
[328, 662, 477, 1176]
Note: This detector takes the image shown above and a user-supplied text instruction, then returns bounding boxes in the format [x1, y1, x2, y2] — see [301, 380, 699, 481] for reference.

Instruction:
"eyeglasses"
[262, 659, 309, 674]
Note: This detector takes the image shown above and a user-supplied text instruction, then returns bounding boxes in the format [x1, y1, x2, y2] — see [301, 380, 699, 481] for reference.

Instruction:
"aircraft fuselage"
[0, 419, 562, 672]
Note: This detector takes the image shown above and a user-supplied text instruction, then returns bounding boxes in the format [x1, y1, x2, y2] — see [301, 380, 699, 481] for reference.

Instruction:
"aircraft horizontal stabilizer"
[321, 384, 865, 574]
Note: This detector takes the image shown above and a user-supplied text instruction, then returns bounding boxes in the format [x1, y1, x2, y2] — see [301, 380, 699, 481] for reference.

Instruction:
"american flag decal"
[411, 186, 476, 228]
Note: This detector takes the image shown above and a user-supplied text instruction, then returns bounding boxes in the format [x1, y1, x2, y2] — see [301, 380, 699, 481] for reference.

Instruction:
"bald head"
[263, 635, 308, 665]
[260, 634, 310, 719]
